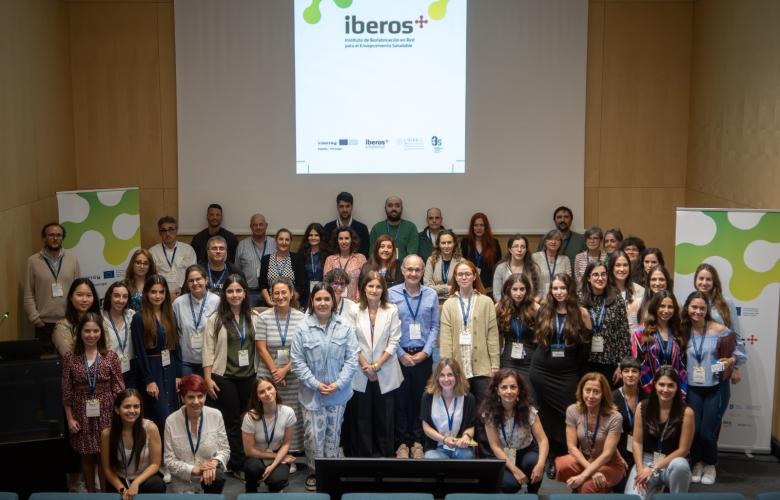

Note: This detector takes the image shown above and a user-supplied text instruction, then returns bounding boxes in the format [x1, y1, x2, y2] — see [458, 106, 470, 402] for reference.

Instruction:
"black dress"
[499, 318, 536, 381]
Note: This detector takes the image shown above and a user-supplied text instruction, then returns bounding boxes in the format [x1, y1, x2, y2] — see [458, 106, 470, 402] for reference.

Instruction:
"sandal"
[306, 474, 317, 491]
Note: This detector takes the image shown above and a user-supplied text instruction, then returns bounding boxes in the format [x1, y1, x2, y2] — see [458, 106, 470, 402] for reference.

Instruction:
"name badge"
[161, 349, 171, 367]
[256, 267, 261, 279]
[510, 342, 525, 359]
[692, 366, 706, 384]
[310, 281, 319, 293]
[591, 335, 604, 353]
[119, 354, 130, 373]
[551, 347, 565, 358]
[459, 331, 472, 346]
[86, 399, 100, 418]
[503, 446, 517, 463]
[652, 451, 666, 467]
[51, 283, 64, 298]
[190, 332, 203, 350]
[276, 348, 290, 365]
[627, 436, 633, 452]
[238, 349, 250, 367]
[409, 323, 422, 341]
[711, 361, 724, 374]
[395, 248, 400, 260]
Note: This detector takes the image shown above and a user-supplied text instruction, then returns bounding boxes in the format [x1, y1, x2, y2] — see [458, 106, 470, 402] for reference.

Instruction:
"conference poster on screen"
[295, 0, 467, 174]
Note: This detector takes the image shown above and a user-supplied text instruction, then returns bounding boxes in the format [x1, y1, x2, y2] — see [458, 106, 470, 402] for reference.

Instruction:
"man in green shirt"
[369, 196, 419, 261]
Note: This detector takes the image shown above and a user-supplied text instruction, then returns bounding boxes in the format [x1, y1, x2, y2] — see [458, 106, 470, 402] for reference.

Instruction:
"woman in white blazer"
[343, 269, 403, 458]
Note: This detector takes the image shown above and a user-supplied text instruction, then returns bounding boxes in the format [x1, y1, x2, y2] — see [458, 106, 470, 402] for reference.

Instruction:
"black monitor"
[315, 457, 504, 499]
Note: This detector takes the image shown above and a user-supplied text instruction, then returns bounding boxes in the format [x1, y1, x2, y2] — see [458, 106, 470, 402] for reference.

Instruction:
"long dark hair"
[500, 234, 539, 296]
[641, 366, 686, 440]
[330, 227, 360, 256]
[536, 273, 586, 348]
[680, 291, 713, 349]
[480, 368, 534, 428]
[65, 278, 101, 328]
[307, 282, 338, 315]
[102, 281, 130, 313]
[636, 247, 666, 287]
[694, 263, 731, 327]
[579, 261, 618, 307]
[463, 212, 499, 269]
[244, 377, 283, 422]
[299, 222, 330, 257]
[607, 250, 638, 304]
[217, 274, 253, 334]
[108, 389, 147, 472]
[369, 234, 398, 282]
[140, 275, 177, 350]
[72, 312, 109, 355]
[640, 290, 682, 343]
[496, 274, 536, 333]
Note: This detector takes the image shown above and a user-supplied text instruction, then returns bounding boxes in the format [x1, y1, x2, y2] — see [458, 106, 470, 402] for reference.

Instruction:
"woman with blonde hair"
[423, 229, 464, 301]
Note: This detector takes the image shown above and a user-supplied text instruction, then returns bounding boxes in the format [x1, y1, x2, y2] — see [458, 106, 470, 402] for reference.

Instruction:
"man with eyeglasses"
[24, 222, 81, 354]
[149, 216, 196, 298]
[198, 236, 242, 292]
[387, 254, 439, 459]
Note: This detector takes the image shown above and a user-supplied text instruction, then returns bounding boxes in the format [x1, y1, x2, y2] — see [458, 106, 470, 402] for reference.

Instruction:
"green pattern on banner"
[303, 0, 449, 24]
[61, 190, 141, 265]
[675, 211, 780, 301]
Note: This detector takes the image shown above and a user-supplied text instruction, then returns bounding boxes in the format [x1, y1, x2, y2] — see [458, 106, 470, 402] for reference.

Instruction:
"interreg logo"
[303, 0, 452, 25]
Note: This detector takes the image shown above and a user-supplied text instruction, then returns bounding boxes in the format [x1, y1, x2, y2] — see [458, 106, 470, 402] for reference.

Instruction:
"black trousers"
[211, 373, 255, 471]
[243, 458, 290, 492]
[469, 376, 491, 457]
[202, 469, 227, 493]
[395, 356, 432, 447]
[106, 472, 166, 494]
[344, 381, 396, 458]
[35, 322, 56, 355]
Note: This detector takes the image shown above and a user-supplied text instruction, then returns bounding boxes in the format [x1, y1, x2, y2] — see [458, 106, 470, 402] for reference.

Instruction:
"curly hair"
[479, 368, 534, 428]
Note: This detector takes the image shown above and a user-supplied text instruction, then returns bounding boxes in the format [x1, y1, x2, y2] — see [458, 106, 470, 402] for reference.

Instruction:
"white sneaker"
[290, 463, 297, 474]
[701, 464, 717, 485]
[691, 462, 704, 483]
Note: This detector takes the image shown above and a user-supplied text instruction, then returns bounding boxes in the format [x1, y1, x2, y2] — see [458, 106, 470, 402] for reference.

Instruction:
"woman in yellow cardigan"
[439, 260, 500, 405]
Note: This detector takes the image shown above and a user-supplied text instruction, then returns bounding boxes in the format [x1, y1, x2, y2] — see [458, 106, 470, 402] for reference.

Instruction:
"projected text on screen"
[294, 0, 467, 174]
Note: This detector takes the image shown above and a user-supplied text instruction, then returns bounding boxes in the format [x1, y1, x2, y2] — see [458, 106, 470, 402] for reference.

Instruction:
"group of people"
[22, 193, 746, 497]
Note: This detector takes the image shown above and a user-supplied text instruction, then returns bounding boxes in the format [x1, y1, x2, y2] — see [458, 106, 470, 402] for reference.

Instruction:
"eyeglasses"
[590, 272, 608, 278]
[159, 227, 177, 233]
[134, 261, 150, 267]
[330, 282, 345, 288]
[456, 272, 474, 278]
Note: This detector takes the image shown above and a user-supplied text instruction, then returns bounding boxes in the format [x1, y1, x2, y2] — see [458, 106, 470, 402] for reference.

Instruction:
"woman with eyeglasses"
[124, 249, 157, 312]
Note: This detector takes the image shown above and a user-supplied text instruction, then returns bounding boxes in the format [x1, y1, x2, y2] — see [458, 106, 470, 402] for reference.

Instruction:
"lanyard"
[274, 307, 291, 347]
[338, 255, 353, 270]
[43, 251, 63, 280]
[189, 291, 209, 331]
[458, 294, 473, 330]
[402, 288, 423, 322]
[274, 255, 290, 277]
[511, 318, 526, 343]
[619, 387, 635, 429]
[208, 266, 227, 288]
[232, 317, 247, 347]
[261, 407, 279, 448]
[118, 439, 136, 480]
[108, 314, 129, 354]
[590, 301, 606, 334]
[84, 353, 101, 396]
[657, 417, 671, 453]
[441, 260, 451, 282]
[309, 252, 320, 276]
[555, 315, 566, 347]
[185, 409, 204, 457]
[500, 417, 516, 446]
[253, 239, 268, 265]
[386, 221, 401, 242]
[544, 253, 557, 281]
[655, 330, 673, 362]
[338, 299, 345, 316]
[162, 244, 177, 268]
[441, 396, 457, 433]
[584, 411, 601, 455]
[691, 324, 707, 364]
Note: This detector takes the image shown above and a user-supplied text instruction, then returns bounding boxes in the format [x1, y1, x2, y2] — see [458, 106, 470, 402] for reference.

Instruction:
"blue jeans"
[624, 454, 691, 499]
[688, 385, 721, 465]
[502, 443, 541, 494]
[181, 361, 203, 377]
[424, 446, 475, 459]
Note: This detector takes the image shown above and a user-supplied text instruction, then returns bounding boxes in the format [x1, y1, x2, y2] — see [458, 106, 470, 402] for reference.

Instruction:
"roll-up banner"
[57, 188, 141, 300]
[674, 208, 780, 452]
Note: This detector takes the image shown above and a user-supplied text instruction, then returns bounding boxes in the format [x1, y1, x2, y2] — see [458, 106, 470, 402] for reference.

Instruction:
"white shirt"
[241, 405, 297, 453]
[149, 242, 197, 294]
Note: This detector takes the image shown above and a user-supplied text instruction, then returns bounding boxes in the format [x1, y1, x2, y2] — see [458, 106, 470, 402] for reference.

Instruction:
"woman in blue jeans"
[481, 368, 548, 493]
[420, 358, 476, 459]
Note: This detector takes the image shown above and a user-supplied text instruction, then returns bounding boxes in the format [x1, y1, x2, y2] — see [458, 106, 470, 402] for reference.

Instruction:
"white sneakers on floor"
[691, 462, 704, 483]
[701, 464, 717, 485]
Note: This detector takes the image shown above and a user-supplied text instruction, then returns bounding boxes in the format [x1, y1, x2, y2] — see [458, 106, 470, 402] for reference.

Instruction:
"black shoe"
[546, 459, 556, 480]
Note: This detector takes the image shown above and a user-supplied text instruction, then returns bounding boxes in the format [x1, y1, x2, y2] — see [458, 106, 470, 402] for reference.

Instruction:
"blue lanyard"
[555, 315, 566, 347]
[43, 251, 63, 280]
[84, 353, 101, 396]
[500, 417, 516, 446]
[544, 253, 558, 281]
[511, 317, 526, 343]
[261, 407, 279, 448]
[655, 330, 673, 362]
[657, 417, 671, 453]
[274, 255, 290, 277]
[386, 221, 401, 242]
[441, 260, 451, 282]
[584, 410, 601, 454]
[185, 409, 204, 456]
[189, 291, 209, 331]
[590, 301, 606, 334]
[274, 307, 291, 347]
[232, 317, 247, 347]
[402, 288, 423, 322]
[163, 245, 177, 268]
[620, 387, 635, 429]
[208, 266, 227, 288]
[108, 314, 129, 354]
[458, 294, 473, 330]
[338, 299, 345, 316]
[441, 396, 457, 433]
[253, 239, 268, 264]
[309, 252, 320, 276]
[691, 323, 707, 364]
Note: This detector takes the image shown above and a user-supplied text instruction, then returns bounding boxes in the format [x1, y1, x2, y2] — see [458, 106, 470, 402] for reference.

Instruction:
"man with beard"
[369, 196, 419, 261]
[536, 205, 585, 264]
[323, 192, 370, 258]
[190, 203, 239, 263]
[24, 222, 81, 354]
